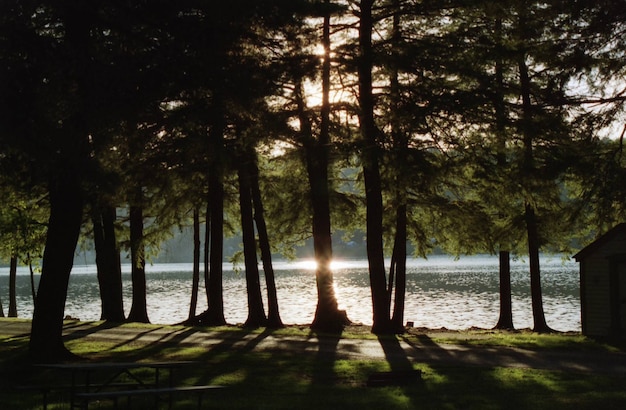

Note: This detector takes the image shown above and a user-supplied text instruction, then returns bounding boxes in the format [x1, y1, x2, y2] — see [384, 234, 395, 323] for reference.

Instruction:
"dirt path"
[2, 319, 626, 374]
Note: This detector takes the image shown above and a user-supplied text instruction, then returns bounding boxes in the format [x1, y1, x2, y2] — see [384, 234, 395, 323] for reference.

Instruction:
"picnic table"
[34, 361, 222, 409]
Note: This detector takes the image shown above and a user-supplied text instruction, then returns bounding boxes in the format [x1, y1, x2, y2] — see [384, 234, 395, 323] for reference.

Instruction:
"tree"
[0, 0, 175, 359]
[249, 153, 284, 328]
[357, 0, 392, 334]
[237, 146, 268, 328]
[0, 180, 47, 319]
[24, 1, 94, 362]
[91, 204, 125, 322]
[280, 2, 352, 331]
[175, 1, 309, 326]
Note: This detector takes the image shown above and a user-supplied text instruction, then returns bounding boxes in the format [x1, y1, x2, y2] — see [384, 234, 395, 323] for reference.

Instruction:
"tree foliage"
[0, 0, 624, 358]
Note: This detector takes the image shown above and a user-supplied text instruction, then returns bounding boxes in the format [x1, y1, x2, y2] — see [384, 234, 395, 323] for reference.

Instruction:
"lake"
[0, 255, 581, 331]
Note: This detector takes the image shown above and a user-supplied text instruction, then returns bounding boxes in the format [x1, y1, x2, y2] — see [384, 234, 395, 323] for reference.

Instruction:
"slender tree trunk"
[388, 0, 407, 334]
[30, 169, 84, 363]
[525, 204, 551, 332]
[249, 152, 283, 328]
[238, 152, 267, 327]
[494, 250, 514, 329]
[188, 207, 201, 321]
[29, 256, 36, 302]
[8, 255, 17, 317]
[390, 204, 407, 332]
[204, 201, 211, 303]
[359, 0, 391, 334]
[102, 206, 124, 321]
[127, 193, 150, 323]
[92, 210, 108, 320]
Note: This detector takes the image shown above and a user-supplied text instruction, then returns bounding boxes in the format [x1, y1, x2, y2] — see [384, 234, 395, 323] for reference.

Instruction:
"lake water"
[0, 255, 581, 332]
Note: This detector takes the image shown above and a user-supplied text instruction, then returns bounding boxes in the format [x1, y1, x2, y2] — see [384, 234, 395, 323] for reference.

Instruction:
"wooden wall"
[579, 231, 626, 337]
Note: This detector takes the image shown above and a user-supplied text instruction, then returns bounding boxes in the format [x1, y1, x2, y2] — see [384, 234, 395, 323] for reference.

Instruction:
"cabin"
[574, 223, 626, 339]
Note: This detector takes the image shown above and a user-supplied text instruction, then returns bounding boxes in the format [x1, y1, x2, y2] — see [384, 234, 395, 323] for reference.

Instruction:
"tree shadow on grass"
[310, 329, 342, 386]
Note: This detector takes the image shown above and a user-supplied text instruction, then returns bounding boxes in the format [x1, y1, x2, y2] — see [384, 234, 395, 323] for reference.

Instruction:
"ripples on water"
[0, 255, 581, 331]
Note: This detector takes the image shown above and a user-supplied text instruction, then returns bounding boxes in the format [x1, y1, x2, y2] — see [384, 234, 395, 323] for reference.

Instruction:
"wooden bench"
[74, 384, 225, 409]
[17, 383, 153, 410]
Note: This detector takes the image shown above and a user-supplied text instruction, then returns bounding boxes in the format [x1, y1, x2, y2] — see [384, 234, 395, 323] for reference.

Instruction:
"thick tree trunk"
[92, 205, 125, 322]
[29, 170, 84, 363]
[127, 197, 150, 323]
[306, 141, 348, 331]
[359, 0, 391, 334]
[238, 154, 267, 327]
[8, 255, 17, 317]
[292, 7, 348, 332]
[294, 81, 347, 330]
[494, 250, 514, 330]
[249, 154, 283, 328]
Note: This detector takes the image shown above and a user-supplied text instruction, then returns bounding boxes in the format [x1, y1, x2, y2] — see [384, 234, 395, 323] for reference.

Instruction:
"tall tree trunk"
[249, 152, 283, 328]
[359, 0, 391, 334]
[388, 0, 407, 334]
[92, 205, 125, 322]
[238, 152, 267, 328]
[29, 0, 90, 362]
[494, 250, 514, 329]
[30, 169, 84, 363]
[304, 5, 349, 332]
[127, 192, 150, 323]
[518, 31, 551, 332]
[491, 17, 514, 330]
[8, 255, 17, 317]
[187, 207, 201, 321]
[200, 96, 227, 326]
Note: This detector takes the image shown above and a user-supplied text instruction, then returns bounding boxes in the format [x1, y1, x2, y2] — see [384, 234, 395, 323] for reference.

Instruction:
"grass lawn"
[1, 319, 625, 409]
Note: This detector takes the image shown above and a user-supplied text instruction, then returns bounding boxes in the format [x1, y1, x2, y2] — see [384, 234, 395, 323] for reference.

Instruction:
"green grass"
[415, 329, 626, 352]
[1, 320, 626, 409]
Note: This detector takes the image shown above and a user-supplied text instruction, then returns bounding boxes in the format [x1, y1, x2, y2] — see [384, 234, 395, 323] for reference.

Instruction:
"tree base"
[311, 309, 351, 334]
[185, 310, 227, 327]
[29, 343, 82, 364]
[532, 324, 557, 334]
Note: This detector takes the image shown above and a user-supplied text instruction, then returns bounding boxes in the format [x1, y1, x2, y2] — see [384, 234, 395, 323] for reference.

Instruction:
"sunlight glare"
[296, 259, 350, 271]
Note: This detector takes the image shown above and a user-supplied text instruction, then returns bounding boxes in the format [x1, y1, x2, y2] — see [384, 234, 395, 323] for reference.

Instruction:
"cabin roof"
[573, 223, 626, 261]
